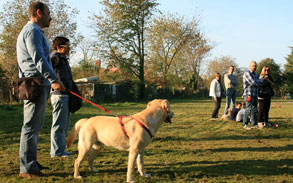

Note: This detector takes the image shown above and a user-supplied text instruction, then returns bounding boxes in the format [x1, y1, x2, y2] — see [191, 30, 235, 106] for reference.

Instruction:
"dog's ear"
[147, 101, 152, 108]
[161, 100, 169, 112]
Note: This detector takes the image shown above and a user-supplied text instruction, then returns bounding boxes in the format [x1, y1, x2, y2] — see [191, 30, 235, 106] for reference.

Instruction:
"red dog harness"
[119, 116, 153, 139]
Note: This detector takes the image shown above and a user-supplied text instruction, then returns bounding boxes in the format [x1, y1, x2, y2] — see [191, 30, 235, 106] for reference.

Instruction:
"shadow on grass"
[147, 144, 293, 156]
[154, 134, 293, 142]
[206, 144, 293, 153]
[151, 158, 293, 179]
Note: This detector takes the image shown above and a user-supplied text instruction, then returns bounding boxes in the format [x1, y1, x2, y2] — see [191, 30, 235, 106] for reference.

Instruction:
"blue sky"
[159, 0, 293, 69]
[1, 0, 292, 69]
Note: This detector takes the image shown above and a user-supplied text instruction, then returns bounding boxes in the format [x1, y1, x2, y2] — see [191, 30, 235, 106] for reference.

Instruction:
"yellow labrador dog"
[66, 99, 174, 182]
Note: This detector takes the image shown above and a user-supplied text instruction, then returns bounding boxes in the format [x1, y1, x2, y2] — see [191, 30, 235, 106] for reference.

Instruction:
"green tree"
[284, 47, 293, 72]
[92, 0, 158, 100]
[0, 0, 79, 101]
[283, 47, 293, 95]
[0, 0, 28, 101]
[0, 62, 9, 102]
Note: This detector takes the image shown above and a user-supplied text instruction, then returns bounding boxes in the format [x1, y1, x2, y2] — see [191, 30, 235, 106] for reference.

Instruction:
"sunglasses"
[60, 44, 70, 48]
[265, 69, 270, 71]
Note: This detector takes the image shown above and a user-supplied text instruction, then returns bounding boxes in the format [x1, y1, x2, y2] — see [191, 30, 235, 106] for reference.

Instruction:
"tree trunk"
[139, 69, 145, 100]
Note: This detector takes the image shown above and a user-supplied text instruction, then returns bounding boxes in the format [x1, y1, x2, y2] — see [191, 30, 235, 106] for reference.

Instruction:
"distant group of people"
[17, 1, 76, 178]
[209, 61, 276, 130]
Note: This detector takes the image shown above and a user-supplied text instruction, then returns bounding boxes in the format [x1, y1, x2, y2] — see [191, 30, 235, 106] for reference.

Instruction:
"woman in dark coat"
[258, 66, 275, 128]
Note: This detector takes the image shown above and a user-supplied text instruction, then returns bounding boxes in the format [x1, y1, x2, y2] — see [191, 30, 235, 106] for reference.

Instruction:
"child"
[228, 102, 242, 121]
[236, 102, 246, 122]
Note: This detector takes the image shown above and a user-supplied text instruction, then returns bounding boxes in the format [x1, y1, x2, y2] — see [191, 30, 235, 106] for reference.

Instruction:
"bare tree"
[146, 14, 211, 88]
[207, 56, 238, 79]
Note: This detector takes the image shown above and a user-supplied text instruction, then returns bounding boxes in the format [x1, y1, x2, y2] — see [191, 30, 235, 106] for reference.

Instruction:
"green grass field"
[0, 98, 292, 183]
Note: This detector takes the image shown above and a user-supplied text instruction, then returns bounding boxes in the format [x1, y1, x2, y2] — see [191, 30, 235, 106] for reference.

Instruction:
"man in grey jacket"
[17, 1, 65, 178]
[224, 66, 238, 115]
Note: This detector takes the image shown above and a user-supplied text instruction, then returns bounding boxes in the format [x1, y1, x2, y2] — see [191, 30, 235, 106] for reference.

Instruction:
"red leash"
[69, 90, 113, 115]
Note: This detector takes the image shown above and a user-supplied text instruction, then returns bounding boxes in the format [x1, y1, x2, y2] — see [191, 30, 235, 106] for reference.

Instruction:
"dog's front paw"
[74, 175, 83, 179]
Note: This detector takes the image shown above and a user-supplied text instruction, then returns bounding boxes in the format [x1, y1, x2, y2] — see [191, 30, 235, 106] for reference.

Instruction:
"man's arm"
[233, 75, 238, 86]
[210, 80, 217, 101]
[224, 74, 231, 85]
[25, 29, 57, 83]
[243, 72, 258, 86]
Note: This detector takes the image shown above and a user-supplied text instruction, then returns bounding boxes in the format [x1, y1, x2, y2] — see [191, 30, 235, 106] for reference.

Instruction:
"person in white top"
[209, 73, 224, 119]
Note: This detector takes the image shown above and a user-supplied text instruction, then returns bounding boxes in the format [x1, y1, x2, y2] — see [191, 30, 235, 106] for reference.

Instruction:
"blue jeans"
[50, 94, 70, 157]
[243, 95, 258, 126]
[19, 86, 50, 173]
[224, 88, 236, 115]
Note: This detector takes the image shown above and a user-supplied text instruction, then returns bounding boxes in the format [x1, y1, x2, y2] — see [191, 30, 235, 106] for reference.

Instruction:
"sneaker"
[61, 151, 71, 158]
[272, 123, 279, 128]
[19, 171, 43, 178]
[267, 122, 278, 128]
[210, 118, 218, 121]
[51, 151, 71, 158]
[258, 123, 264, 129]
[243, 125, 251, 130]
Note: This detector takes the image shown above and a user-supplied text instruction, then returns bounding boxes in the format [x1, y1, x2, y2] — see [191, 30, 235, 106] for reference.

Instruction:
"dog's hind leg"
[74, 136, 93, 178]
[127, 149, 139, 182]
[88, 143, 103, 173]
[136, 150, 151, 178]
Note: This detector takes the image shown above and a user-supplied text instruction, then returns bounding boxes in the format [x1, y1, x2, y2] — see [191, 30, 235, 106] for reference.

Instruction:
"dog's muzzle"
[165, 116, 172, 124]
[164, 111, 173, 124]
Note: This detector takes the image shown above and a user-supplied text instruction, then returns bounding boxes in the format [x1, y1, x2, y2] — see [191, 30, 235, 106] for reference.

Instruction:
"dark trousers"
[258, 98, 271, 123]
[212, 97, 222, 118]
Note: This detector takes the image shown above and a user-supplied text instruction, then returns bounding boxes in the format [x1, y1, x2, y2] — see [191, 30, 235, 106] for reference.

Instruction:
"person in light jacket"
[223, 66, 238, 115]
[209, 73, 224, 119]
[17, 1, 65, 178]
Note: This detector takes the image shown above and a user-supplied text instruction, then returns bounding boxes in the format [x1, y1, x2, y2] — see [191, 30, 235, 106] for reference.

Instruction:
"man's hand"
[51, 80, 66, 91]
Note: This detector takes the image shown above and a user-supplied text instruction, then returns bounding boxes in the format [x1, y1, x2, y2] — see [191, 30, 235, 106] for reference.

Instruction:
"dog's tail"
[66, 118, 88, 148]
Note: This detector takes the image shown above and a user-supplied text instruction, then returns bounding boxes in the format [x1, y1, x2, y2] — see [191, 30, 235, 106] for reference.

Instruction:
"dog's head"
[147, 99, 174, 124]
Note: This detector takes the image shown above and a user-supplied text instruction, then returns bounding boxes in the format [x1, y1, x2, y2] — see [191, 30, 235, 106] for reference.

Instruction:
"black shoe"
[36, 161, 49, 170]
